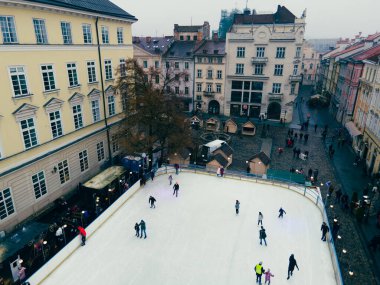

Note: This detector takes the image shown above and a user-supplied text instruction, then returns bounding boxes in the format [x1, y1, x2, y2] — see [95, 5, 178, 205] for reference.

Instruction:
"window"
[216, 84, 221, 93]
[101, 26, 109, 44]
[165, 61, 170, 68]
[0, 16, 18, 43]
[185, 87, 189, 95]
[91, 100, 100, 122]
[197, 57, 202, 63]
[112, 135, 119, 153]
[49, 111, 63, 138]
[236, 64, 244, 74]
[185, 75, 189, 82]
[0, 188, 15, 220]
[175, 87, 179, 94]
[105, 60, 113, 80]
[20, 118, 38, 149]
[237, 47, 245, 58]
[67, 63, 79, 87]
[186, 35, 191, 40]
[196, 83, 202, 92]
[117, 27, 123, 44]
[255, 64, 264, 75]
[58, 160, 70, 184]
[196, 95, 202, 101]
[272, 83, 281, 94]
[97, 141, 105, 161]
[256, 47, 265, 58]
[72, 104, 83, 129]
[155, 75, 160, 84]
[33, 18, 48, 44]
[180, 35, 184, 40]
[301, 63, 305, 70]
[32, 171, 47, 199]
[108, 95, 115, 116]
[290, 83, 296, 94]
[274, 64, 284, 76]
[309, 63, 313, 69]
[193, 35, 197, 41]
[207, 70, 213, 79]
[217, 57, 223, 64]
[296, 47, 301, 58]
[293, 65, 298, 75]
[60, 22, 72, 44]
[184, 62, 189, 69]
[197, 69, 202, 78]
[174, 74, 179, 81]
[82, 24, 92, 44]
[79, 150, 89, 172]
[119, 59, 126, 77]
[276, 47, 286, 58]
[143, 60, 148, 68]
[217, 70, 222, 79]
[206, 84, 212, 93]
[87, 61, 97, 83]
[174, 62, 179, 69]
[41, 65, 56, 91]
[155, 61, 160, 68]
[208, 57, 213, 63]
[9, 66, 28, 97]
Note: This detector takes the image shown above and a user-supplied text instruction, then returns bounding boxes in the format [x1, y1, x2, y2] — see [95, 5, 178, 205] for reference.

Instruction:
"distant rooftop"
[163, 41, 198, 58]
[24, 0, 136, 21]
[194, 40, 226, 56]
[133, 36, 173, 55]
[233, 5, 296, 25]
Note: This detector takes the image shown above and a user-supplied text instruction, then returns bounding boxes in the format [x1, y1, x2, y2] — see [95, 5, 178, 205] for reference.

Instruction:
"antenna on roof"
[245, 0, 248, 9]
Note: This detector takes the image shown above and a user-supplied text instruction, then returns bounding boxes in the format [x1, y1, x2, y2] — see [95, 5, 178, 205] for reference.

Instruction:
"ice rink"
[34, 172, 337, 285]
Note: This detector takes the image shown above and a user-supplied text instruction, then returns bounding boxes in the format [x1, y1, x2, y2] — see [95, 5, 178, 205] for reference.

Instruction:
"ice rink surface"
[38, 172, 337, 285]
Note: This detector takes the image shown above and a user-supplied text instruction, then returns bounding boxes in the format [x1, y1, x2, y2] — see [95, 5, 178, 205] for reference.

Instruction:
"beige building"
[224, 6, 306, 122]
[174, 22, 210, 42]
[301, 41, 320, 85]
[194, 40, 226, 114]
[0, 0, 136, 231]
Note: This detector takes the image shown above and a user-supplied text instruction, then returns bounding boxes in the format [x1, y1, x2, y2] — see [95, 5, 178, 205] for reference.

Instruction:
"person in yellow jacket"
[255, 261, 265, 285]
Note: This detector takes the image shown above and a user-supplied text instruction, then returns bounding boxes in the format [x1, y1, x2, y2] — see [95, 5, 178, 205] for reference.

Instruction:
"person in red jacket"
[77, 226, 86, 246]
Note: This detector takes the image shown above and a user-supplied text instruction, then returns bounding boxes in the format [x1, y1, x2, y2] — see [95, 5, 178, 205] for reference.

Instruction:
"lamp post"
[62, 224, 67, 245]
[41, 240, 48, 262]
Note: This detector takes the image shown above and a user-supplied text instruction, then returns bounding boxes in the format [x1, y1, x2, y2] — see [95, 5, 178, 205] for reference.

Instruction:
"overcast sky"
[115, 0, 379, 39]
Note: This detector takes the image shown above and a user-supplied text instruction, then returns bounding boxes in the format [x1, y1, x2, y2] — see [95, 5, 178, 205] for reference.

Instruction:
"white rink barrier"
[27, 181, 141, 285]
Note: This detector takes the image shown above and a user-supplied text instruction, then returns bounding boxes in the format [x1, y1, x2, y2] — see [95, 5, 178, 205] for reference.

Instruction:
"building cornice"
[0, 44, 133, 52]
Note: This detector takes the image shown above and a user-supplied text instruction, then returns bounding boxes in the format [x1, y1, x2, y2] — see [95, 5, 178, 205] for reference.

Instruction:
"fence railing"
[156, 164, 344, 285]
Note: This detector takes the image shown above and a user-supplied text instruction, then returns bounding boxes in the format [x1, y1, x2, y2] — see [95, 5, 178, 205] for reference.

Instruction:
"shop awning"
[345, 121, 362, 137]
[83, 166, 125, 190]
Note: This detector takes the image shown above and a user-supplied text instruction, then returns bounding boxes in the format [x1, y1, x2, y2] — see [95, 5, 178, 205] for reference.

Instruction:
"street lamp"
[41, 240, 47, 262]
[62, 224, 67, 245]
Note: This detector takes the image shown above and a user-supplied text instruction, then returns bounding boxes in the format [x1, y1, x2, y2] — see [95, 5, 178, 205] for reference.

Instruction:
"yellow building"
[0, 0, 136, 231]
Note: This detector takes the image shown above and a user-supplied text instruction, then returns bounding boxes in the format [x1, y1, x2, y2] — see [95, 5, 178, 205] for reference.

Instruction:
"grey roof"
[163, 41, 198, 58]
[249, 151, 271, 166]
[234, 5, 296, 25]
[213, 153, 229, 168]
[174, 25, 202, 33]
[194, 40, 226, 56]
[214, 142, 233, 157]
[133, 36, 174, 55]
[24, 0, 137, 21]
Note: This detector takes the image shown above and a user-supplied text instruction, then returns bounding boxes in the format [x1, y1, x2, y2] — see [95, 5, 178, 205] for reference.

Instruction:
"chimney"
[174, 24, 179, 31]
[146, 36, 151, 43]
[252, 9, 257, 15]
[243, 8, 250, 15]
[212, 31, 218, 41]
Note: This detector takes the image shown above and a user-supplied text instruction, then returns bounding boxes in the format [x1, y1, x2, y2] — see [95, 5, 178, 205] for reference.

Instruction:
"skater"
[264, 269, 274, 285]
[321, 222, 329, 241]
[173, 182, 179, 197]
[217, 167, 221, 177]
[258, 212, 264, 225]
[255, 262, 265, 285]
[235, 200, 240, 214]
[278, 207, 286, 218]
[174, 163, 179, 175]
[168, 174, 173, 185]
[220, 167, 225, 177]
[150, 169, 155, 181]
[149, 196, 156, 208]
[287, 254, 299, 279]
[134, 222, 140, 237]
[77, 226, 86, 246]
[259, 226, 267, 246]
[139, 219, 147, 239]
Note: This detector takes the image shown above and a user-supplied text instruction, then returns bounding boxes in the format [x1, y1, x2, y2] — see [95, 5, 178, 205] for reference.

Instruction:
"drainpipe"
[95, 17, 113, 165]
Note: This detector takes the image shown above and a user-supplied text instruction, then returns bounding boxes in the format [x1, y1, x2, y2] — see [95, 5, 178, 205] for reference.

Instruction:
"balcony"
[268, 93, 283, 101]
[251, 57, 268, 64]
[289, 75, 302, 82]
[203, 91, 215, 97]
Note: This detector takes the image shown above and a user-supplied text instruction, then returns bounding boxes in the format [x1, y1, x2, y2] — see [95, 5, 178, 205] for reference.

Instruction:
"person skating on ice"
[278, 207, 286, 218]
[264, 268, 274, 285]
[235, 200, 240, 214]
[321, 222, 329, 241]
[255, 261, 265, 285]
[149, 196, 156, 208]
[287, 254, 299, 280]
[134, 222, 140, 237]
[77, 226, 86, 246]
[259, 226, 267, 246]
[139, 220, 147, 239]
[258, 212, 264, 225]
[173, 182, 179, 197]
[168, 174, 173, 185]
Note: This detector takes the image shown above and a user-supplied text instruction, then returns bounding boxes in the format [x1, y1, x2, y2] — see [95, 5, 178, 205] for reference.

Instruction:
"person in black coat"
[287, 254, 299, 279]
[321, 222, 329, 241]
[278, 207, 286, 218]
[134, 222, 140, 237]
[148, 196, 156, 208]
[173, 182, 180, 197]
[259, 226, 267, 246]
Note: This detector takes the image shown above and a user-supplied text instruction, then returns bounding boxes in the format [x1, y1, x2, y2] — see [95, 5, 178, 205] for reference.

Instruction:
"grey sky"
[115, 0, 379, 39]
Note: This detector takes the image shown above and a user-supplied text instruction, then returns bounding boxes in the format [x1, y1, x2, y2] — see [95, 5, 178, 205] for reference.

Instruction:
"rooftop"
[133, 36, 174, 55]
[233, 5, 296, 25]
[194, 40, 226, 56]
[163, 41, 198, 58]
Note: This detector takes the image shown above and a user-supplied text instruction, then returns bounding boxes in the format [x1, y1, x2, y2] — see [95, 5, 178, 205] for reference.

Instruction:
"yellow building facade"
[0, 0, 136, 231]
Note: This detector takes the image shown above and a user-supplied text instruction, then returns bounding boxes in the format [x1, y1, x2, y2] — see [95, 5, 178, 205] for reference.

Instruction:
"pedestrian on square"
[294, 133, 298, 139]
[278, 207, 286, 218]
[264, 269, 274, 285]
[304, 134, 309, 143]
[150, 169, 155, 181]
[308, 168, 313, 178]
[220, 167, 225, 177]
[139, 220, 147, 239]
[235, 200, 240, 214]
[300, 133, 304, 140]
[148, 196, 156, 208]
[287, 254, 299, 280]
[321, 222, 329, 241]
[259, 226, 267, 246]
[314, 124, 318, 133]
[134, 222, 140, 237]
[168, 174, 173, 185]
[255, 262, 265, 285]
[322, 130, 327, 141]
[296, 148, 301, 158]
[313, 169, 319, 181]
[77, 226, 86, 246]
[335, 188, 342, 204]
[328, 185, 335, 197]
[258, 212, 264, 225]
[173, 182, 180, 197]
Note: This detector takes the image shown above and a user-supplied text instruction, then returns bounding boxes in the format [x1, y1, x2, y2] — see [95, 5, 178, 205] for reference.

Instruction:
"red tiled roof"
[329, 43, 364, 58]
[352, 44, 380, 61]
[365, 32, 380, 42]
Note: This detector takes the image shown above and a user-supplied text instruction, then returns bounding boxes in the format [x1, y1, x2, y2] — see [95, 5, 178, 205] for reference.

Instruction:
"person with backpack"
[139, 220, 147, 239]
[259, 226, 267, 246]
